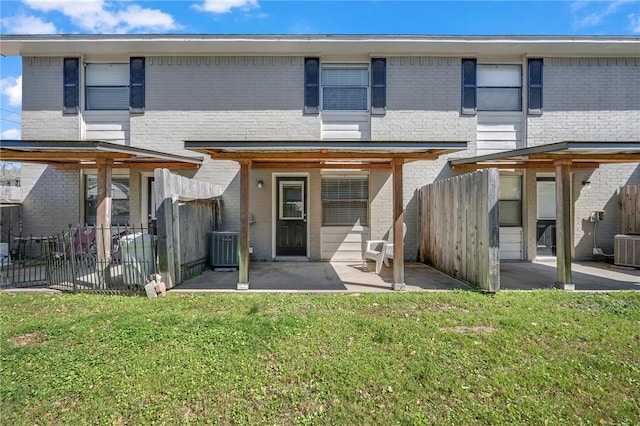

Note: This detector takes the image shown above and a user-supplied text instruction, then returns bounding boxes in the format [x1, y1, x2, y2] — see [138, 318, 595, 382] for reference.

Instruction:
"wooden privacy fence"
[418, 168, 500, 292]
[155, 169, 223, 289]
[620, 184, 640, 235]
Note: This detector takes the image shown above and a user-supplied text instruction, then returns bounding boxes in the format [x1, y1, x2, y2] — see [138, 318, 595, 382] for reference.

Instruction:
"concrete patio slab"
[172, 261, 474, 293]
[501, 259, 640, 291]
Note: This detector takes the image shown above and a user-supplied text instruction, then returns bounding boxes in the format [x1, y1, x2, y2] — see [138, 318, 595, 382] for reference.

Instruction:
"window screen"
[85, 63, 129, 110]
[321, 176, 368, 226]
[477, 65, 522, 112]
[321, 66, 369, 111]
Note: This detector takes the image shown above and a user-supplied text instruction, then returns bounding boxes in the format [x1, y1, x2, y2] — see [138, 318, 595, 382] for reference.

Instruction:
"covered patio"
[171, 259, 639, 293]
[450, 141, 640, 290]
[185, 140, 467, 291]
[0, 140, 203, 288]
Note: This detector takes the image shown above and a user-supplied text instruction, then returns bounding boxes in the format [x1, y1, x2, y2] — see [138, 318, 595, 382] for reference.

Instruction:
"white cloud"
[0, 14, 57, 34]
[22, 0, 178, 33]
[571, 0, 638, 28]
[1, 128, 21, 140]
[195, 0, 259, 14]
[630, 13, 640, 32]
[1, 76, 22, 108]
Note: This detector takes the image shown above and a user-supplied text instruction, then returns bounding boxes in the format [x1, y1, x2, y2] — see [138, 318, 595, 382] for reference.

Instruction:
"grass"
[1, 291, 639, 425]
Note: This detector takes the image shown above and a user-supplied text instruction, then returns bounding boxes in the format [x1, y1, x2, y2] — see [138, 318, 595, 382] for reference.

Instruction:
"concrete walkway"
[501, 258, 640, 291]
[174, 259, 640, 293]
[173, 261, 474, 293]
[4, 259, 637, 294]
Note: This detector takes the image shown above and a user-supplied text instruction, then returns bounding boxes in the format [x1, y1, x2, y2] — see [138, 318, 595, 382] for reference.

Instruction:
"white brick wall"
[129, 56, 320, 157]
[527, 58, 640, 145]
[371, 57, 475, 142]
[22, 57, 81, 140]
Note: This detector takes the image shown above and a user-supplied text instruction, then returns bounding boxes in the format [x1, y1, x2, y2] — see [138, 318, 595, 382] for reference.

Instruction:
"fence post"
[155, 169, 176, 289]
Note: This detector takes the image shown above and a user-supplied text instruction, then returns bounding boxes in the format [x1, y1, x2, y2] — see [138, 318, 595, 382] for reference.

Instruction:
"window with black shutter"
[528, 58, 543, 115]
[130, 57, 145, 113]
[304, 57, 319, 114]
[461, 58, 477, 115]
[371, 58, 386, 115]
[63, 58, 79, 114]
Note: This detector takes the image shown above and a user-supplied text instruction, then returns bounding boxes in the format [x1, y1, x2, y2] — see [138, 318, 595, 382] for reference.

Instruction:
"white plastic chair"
[363, 223, 406, 274]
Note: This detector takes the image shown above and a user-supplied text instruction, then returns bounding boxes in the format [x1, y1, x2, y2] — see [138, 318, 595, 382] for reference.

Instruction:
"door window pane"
[280, 182, 304, 220]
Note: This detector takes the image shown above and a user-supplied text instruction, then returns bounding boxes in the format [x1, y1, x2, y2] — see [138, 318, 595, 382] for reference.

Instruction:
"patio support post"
[96, 157, 113, 284]
[392, 158, 405, 290]
[238, 160, 251, 290]
[554, 159, 574, 290]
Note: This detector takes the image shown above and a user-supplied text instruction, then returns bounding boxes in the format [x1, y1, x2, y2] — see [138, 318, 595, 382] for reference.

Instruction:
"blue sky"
[1, 0, 640, 139]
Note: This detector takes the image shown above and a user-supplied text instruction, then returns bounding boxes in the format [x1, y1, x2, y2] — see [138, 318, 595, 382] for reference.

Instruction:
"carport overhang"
[0, 139, 203, 266]
[449, 141, 640, 290]
[185, 140, 468, 291]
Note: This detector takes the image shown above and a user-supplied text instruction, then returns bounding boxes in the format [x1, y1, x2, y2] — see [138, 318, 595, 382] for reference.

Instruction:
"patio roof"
[185, 140, 468, 169]
[449, 141, 640, 170]
[0, 140, 203, 169]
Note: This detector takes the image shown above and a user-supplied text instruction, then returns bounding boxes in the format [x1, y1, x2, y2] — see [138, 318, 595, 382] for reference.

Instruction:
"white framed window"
[477, 64, 522, 111]
[321, 175, 368, 226]
[321, 64, 369, 111]
[85, 63, 129, 110]
[499, 175, 522, 227]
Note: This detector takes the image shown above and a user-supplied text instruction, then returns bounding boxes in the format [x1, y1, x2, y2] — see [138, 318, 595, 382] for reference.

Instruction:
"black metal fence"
[1, 225, 157, 293]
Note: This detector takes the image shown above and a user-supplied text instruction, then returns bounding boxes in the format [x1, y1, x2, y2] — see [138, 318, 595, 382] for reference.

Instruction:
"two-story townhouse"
[1, 35, 638, 289]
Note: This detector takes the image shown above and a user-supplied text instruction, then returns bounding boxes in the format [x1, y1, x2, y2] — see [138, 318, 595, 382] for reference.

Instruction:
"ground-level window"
[85, 174, 130, 226]
[321, 175, 368, 226]
[499, 175, 522, 227]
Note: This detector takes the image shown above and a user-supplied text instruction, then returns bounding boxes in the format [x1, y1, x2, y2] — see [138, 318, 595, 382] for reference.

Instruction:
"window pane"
[537, 181, 556, 220]
[322, 201, 368, 226]
[478, 87, 521, 111]
[322, 68, 368, 86]
[323, 87, 367, 110]
[500, 176, 522, 200]
[500, 200, 522, 227]
[322, 176, 368, 226]
[85, 175, 130, 226]
[478, 65, 521, 87]
[86, 64, 129, 85]
[86, 87, 129, 110]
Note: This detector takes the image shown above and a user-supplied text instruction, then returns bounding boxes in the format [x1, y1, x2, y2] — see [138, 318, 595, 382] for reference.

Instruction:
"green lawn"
[1, 291, 639, 425]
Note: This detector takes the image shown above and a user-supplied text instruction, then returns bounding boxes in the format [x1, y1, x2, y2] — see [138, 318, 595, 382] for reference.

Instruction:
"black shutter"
[371, 57, 386, 115]
[304, 57, 319, 114]
[130, 57, 145, 113]
[63, 58, 79, 114]
[461, 58, 477, 115]
[528, 58, 543, 115]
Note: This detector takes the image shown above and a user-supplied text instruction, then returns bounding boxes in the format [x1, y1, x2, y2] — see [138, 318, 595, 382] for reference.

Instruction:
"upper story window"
[477, 65, 522, 112]
[321, 64, 369, 111]
[85, 63, 130, 110]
